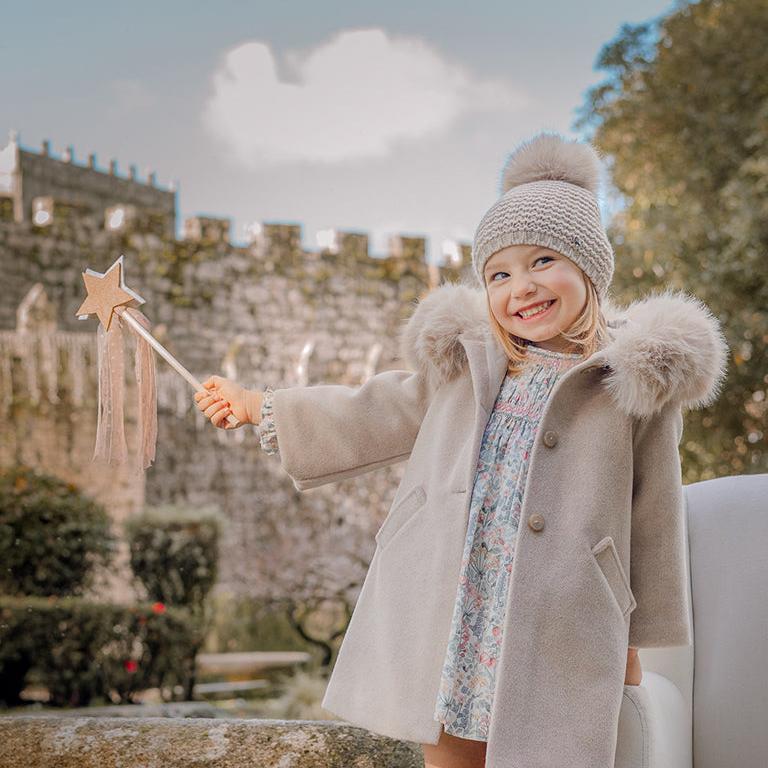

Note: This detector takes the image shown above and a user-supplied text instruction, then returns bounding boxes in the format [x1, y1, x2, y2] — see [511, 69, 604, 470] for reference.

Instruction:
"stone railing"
[0, 716, 425, 767]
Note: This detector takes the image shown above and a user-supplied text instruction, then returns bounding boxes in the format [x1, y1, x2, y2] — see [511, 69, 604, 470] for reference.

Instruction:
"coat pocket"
[591, 536, 637, 619]
[375, 484, 427, 551]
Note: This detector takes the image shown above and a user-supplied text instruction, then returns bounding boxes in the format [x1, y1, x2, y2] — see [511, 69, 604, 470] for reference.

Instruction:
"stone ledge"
[0, 716, 425, 767]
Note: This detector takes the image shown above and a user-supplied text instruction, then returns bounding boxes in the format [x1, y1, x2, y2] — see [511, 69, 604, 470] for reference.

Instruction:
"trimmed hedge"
[0, 469, 223, 707]
[0, 596, 200, 707]
[125, 504, 222, 609]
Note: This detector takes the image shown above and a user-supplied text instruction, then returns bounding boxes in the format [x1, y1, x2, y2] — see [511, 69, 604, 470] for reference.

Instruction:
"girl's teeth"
[520, 300, 553, 318]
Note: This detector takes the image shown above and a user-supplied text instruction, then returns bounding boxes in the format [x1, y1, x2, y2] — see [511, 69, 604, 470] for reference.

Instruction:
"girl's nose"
[511, 281, 537, 301]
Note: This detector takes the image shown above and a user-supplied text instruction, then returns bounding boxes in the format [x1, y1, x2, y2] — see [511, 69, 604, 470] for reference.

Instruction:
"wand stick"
[114, 305, 240, 427]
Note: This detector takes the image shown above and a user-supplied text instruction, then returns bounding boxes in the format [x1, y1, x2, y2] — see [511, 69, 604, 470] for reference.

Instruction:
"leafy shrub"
[0, 465, 115, 597]
[125, 504, 222, 609]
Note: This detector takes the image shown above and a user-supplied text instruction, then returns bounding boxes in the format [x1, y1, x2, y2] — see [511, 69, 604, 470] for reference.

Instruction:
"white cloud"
[202, 27, 528, 166]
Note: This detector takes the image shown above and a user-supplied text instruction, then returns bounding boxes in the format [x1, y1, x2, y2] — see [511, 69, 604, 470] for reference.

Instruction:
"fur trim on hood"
[397, 282, 729, 419]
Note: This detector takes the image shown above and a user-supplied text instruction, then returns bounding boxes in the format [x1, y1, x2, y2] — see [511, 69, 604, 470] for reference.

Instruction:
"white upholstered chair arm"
[614, 672, 692, 768]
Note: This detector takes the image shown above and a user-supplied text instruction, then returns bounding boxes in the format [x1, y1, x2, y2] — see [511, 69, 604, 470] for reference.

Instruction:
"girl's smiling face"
[484, 244, 588, 353]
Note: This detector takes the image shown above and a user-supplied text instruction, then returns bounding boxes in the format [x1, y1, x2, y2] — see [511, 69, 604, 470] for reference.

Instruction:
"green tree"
[575, 0, 768, 478]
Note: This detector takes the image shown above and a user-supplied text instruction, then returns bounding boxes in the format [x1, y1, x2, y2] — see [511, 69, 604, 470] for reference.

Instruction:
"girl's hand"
[624, 646, 642, 686]
[193, 375, 262, 429]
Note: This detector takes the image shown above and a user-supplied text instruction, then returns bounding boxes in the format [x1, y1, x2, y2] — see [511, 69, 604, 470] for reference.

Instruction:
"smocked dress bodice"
[433, 342, 585, 741]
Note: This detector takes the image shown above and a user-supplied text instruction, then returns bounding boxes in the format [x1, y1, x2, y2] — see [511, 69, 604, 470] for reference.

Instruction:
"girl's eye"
[489, 256, 553, 282]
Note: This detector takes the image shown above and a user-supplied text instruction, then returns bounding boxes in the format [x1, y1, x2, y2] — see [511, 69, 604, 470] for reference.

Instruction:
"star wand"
[75, 255, 239, 470]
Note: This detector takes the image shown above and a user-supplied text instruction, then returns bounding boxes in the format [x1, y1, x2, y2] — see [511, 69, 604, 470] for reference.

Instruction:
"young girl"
[194, 132, 728, 768]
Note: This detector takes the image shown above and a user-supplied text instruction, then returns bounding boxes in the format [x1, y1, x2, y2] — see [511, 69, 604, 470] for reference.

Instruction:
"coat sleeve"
[269, 368, 437, 491]
[627, 401, 693, 648]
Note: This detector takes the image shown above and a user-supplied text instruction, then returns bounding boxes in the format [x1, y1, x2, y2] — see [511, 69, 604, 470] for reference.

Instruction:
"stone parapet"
[0, 716, 424, 767]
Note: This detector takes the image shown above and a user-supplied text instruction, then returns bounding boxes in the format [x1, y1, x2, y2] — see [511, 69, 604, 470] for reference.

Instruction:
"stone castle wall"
[0, 183, 474, 606]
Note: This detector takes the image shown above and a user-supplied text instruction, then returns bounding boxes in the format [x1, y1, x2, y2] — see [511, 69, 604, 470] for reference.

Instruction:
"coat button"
[543, 430, 558, 448]
[528, 514, 545, 532]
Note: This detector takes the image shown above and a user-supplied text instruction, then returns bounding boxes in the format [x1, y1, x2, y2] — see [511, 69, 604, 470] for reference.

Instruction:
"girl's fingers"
[212, 406, 232, 427]
[194, 383, 234, 428]
[197, 392, 218, 406]
[196, 392, 224, 411]
[204, 399, 230, 419]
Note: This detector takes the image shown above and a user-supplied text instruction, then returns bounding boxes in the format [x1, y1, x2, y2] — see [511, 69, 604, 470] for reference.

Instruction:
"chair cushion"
[686, 473, 768, 768]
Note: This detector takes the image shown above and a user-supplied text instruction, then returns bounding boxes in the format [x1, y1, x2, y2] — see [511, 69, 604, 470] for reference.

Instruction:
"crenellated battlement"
[0, 131, 176, 237]
[0, 132, 473, 275]
[170, 217, 471, 273]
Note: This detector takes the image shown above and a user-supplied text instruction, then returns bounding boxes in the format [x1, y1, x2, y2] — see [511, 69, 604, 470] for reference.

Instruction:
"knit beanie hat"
[471, 132, 614, 300]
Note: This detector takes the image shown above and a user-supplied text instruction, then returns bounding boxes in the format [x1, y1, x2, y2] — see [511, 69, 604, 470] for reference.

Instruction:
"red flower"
[124, 659, 138, 673]
[152, 602, 166, 614]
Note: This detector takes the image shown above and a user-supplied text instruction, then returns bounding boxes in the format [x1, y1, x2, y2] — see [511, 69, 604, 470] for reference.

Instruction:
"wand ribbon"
[75, 254, 239, 472]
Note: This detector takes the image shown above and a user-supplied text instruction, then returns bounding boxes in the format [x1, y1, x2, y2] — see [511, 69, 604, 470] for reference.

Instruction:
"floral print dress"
[432, 342, 584, 741]
[257, 343, 585, 742]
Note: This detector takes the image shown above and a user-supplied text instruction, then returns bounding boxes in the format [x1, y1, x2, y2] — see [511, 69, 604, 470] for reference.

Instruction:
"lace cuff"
[258, 386, 279, 455]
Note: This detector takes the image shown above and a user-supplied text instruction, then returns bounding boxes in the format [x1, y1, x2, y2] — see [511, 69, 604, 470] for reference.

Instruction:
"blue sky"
[1, 0, 679, 263]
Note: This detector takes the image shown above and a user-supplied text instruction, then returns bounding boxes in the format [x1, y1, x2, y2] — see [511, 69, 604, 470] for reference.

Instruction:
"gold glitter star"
[75, 255, 144, 331]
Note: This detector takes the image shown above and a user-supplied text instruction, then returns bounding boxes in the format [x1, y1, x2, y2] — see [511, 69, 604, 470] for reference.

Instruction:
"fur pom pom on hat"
[472, 131, 615, 300]
[500, 132, 602, 195]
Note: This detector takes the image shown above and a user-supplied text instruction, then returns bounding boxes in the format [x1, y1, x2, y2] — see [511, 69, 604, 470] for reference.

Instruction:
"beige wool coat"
[268, 282, 729, 768]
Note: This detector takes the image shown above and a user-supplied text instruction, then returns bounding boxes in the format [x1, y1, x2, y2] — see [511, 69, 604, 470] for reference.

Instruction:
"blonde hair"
[487, 268, 611, 376]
